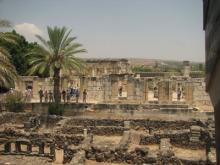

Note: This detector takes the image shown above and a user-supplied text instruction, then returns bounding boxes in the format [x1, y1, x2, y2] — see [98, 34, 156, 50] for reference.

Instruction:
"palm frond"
[26, 26, 87, 77]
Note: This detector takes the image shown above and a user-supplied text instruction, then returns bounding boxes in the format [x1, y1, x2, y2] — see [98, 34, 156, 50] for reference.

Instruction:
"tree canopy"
[0, 30, 38, 76]
[0, 21, 18, 89]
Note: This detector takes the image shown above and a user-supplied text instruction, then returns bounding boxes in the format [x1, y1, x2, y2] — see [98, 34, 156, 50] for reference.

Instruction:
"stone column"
[39, 142, 45, 155]
[4, 142, 11, 153]
[158, 80, 172, 103]
[49, 143, 55, 159]
[15, 141, 21, 153]
[63, 142, 68, 164]
[111, 80, 119, 100]
[184, 82, 194, 105]
[27, 143, 32, 153]
[182, 61, 191, 77]
[124, 121, 131, 129]
[83, 129, 88, 138]
[32, 77, 39, 101]
[149, 127, 153, 135]
[144, 80, 148, 102]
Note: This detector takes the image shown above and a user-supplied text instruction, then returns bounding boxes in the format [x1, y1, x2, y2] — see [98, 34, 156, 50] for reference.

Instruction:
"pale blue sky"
[0, 0, 205, 62]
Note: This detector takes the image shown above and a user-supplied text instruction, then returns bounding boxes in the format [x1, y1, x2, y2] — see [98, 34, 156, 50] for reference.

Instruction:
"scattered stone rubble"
[0, 112, 216, 165]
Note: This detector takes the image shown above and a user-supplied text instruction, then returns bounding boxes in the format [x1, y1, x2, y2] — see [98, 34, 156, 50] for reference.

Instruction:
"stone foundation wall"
[65, 118, 201, 131]
[59, 126, 127, 136]
[0, 112, 35, 125]
[0, 129, 84, 146]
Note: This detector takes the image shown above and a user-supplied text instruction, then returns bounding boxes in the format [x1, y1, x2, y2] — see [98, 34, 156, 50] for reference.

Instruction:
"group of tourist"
[38, 87, 87, 103]
[38, 89, 54, 103]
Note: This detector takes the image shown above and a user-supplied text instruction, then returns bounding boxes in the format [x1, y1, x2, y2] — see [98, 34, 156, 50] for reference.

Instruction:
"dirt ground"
[85, 160, 126, 165]
[128, 143, 159, 154]
[93, 136, 122, 145]
[0, 155, 52, 165]
[173, 146, 206, 161]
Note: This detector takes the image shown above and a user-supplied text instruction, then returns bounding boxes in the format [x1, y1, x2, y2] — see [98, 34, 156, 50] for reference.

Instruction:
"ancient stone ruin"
[0, 110, 216, 165]
[0, 59, 215, 165]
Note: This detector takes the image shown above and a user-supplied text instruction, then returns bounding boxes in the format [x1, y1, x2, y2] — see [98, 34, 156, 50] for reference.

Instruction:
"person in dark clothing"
[67, 89, 71, 103]
[39, 88, 44, 103]
[75, 88, 80, 103]
[118, 86, 123, 96]
[83, 89, 87, 103]
[177, 88, 181, 100]
[62, 89, 66, 103]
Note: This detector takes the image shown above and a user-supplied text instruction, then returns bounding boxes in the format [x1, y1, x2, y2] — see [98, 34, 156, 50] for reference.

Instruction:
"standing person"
[38, 88, 44, 103]
[28, 88, 33, 102]
[73, 86, 76, 101]
[70, 87, 73, 101]
[62, 89, 66, 103]
[118, 86, 123, 96]
[27, 89, 31, 102]
[44, 90, 48, 103]
[67, 88, 71, 103]
[24, 89, 28, 102]
[75, 88, 80, 103]
[83, 89, 87, 103]
[49, 90, 53, 103]
[177, 88, 181, 101]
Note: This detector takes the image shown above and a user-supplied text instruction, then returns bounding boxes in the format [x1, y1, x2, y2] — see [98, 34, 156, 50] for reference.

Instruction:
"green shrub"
[48, 103, 64, 116]
[5, 91, 25, 112]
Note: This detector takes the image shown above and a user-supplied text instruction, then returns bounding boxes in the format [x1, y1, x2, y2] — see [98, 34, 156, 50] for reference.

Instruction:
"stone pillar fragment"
[124, 121, 131, 129]
[38, 142, 45, 155]
[149, 127, 153, 135]
[158, 80, 172, 103]
[184, 82, 193, 105]
[83, 129, 87, 138]
[4, 142, 11, 153]
[144, 80, 148, 102]
[15, 141, 21, 153]
[63, 142, 68, 164]
[27, 143, 32, 153]
[49, 143, 55, 160]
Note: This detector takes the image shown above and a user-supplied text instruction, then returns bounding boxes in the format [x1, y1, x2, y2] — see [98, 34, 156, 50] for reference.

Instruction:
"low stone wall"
[40, 115, 63, 128]
[0, 112, 35, 125]
[31, 102, 190, 111]
[66, 119, 124, 127]
[0, 113, 63, 130]
[65, 118, 202, 131]
[0, 129, 84, 146]
[140, 131, 189, 145]
[140, 130, 206, 149]
[86, 144, 156, 164]
[131, 119, 199, 130]
[27, 103, 214, 121]
[59, 126, 127, 136]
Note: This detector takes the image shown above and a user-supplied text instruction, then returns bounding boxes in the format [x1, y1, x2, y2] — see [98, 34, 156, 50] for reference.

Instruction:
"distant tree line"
[132, 61, 205, 73]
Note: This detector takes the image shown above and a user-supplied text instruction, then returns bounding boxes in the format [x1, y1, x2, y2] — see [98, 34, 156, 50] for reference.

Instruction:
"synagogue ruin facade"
[14, 59, 212, 111]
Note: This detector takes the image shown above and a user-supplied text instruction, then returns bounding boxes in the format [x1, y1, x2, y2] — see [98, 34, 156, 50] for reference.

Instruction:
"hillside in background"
[129, 58, 205, 73]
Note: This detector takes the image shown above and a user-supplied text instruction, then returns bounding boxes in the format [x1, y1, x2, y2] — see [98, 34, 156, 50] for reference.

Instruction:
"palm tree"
[26, 26, 86, 103]
[0, 19, 18, 88]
